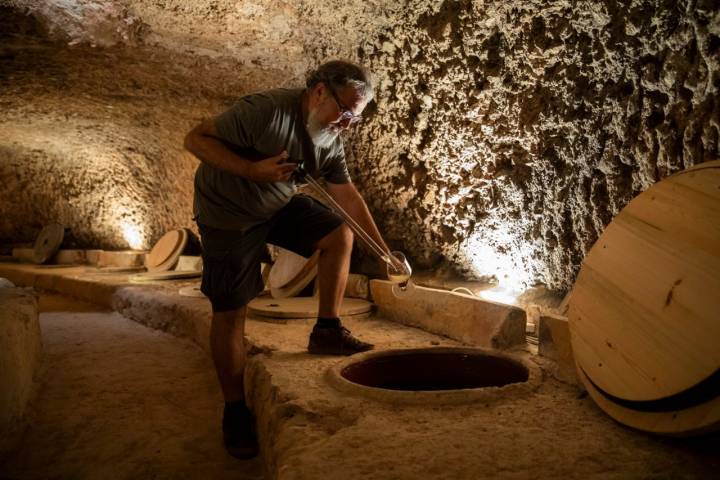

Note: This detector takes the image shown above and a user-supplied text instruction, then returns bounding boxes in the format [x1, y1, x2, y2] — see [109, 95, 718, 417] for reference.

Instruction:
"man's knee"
[212, 307, 247, 327]
[317, 224, 353, 252]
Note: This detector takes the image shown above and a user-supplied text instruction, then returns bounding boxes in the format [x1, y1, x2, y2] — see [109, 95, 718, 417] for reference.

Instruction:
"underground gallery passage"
[0, 0, 719, 478]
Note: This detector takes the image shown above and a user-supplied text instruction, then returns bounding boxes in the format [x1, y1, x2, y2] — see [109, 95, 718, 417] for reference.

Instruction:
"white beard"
[307, 107, 339, 149]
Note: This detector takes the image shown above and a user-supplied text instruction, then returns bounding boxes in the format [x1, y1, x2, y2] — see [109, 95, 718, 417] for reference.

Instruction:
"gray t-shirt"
[193, 88, 350, 231]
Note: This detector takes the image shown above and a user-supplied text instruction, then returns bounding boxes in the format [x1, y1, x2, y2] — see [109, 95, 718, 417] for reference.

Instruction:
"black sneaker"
[222, 405, 259, 459]
[307, 325, 374, 355]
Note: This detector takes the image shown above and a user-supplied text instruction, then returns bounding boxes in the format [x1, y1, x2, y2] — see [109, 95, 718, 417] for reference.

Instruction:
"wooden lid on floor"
[247, 297, 373, 319]
[568, 160, 720, 434]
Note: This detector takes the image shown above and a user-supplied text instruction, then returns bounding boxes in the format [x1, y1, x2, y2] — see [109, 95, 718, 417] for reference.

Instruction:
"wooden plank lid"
[568, 161, 720, 432]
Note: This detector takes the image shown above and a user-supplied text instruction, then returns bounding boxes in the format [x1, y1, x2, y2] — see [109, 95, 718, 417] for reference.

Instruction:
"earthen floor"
[1, 295, 263, 480]
[0, 264, 718, 479]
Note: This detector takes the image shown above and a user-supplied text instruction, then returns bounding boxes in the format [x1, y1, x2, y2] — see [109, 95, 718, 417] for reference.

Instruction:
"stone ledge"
[0, 286, 42, 459]
[538, 313, 577, 385]
[0, 264, 705, 479]
[369, 280, 526, 349]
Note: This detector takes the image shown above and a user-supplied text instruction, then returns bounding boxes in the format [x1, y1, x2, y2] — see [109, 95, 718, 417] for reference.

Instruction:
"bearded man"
[184, 60, 391, 459]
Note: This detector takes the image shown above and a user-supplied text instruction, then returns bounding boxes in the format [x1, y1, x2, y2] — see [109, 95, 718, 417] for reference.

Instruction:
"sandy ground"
[246, 319, 720, 480]
[0, 294, 263, 480]
[1, 271, 719, 479]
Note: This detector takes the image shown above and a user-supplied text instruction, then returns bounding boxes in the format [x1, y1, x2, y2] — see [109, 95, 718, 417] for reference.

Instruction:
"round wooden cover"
[569, 161, 720, 406]
[270, 250, 320, 299]
[33, 223, 64, 264]
[247, 297, 373, 319]
[145, 229, 187, 272]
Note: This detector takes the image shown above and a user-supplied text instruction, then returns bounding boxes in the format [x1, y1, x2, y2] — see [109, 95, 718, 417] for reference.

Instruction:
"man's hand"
[246, 151, 297, 182]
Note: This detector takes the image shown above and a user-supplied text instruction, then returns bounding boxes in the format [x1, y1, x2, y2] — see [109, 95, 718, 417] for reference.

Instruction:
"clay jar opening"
[341, 349, 529, 391]
[327, 348, 541, 405]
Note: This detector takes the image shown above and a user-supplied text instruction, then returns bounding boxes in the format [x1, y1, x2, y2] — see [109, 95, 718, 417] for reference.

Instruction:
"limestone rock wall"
[1, 1, 719, 290]
[347, 0, 720, 289]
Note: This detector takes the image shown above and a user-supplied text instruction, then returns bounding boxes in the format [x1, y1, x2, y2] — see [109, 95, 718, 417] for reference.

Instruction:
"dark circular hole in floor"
[341, 351, 529, 391]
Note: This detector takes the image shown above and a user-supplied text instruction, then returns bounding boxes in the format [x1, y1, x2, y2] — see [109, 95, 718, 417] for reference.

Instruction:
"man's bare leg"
[315, 223, 353, 317]
[309, 223, 373, 354]
[211, 306, 258, 458]
[210, 307, 247, 402]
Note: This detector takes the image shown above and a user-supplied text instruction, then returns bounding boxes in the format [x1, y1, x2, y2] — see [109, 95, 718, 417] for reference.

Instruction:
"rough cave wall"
[346, 0, 720, 290]
[0, 0, 399, 250]
[1, 1, 719, 291]
[0, 1, 311, 249]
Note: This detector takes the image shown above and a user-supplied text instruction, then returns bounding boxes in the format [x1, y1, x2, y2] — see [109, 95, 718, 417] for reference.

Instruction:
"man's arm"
[184, 119, 296, 182]
[325, 181, 391, 257]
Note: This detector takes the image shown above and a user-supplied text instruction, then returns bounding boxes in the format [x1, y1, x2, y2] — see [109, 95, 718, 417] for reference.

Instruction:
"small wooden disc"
[33, 223, 64, 264]
[130, 270, 201, 282]
[247, 297, 373, 319]
[270, 250, 320, 299]
[145, 230, 187, 272]
[269, 248, 314, 288]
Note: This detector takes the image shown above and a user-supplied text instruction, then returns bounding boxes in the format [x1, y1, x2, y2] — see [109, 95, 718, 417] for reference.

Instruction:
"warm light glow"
[477, 287, 518, 305]
[120, 220, 144, 249]
[461, 227, 533, 291]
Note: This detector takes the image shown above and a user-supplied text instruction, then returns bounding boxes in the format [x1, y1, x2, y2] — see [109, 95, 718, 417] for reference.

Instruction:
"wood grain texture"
[568, 160, 720, 434]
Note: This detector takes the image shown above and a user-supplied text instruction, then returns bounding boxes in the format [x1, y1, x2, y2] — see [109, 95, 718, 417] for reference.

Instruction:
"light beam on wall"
[462, 228, 532, 292]
[477, 287, 518, 305]
[120, 219, 144, 250]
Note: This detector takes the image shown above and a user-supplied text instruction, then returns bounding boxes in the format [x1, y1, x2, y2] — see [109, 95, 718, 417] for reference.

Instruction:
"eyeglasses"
[327, 86, 363, 125]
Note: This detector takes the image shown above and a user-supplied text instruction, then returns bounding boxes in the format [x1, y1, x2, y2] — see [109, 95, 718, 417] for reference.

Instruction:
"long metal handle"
[297, 169, 401, 269]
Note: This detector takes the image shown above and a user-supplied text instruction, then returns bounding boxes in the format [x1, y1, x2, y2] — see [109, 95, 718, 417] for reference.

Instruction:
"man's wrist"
[234, 158, 254, 179]
[237, 160, 248, 178]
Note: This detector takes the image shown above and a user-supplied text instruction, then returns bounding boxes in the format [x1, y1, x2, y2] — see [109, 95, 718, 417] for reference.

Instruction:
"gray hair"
[306, 60, 374, 102]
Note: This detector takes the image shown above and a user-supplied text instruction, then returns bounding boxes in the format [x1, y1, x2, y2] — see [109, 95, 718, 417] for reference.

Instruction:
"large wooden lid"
[569, 161, 720, 409]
